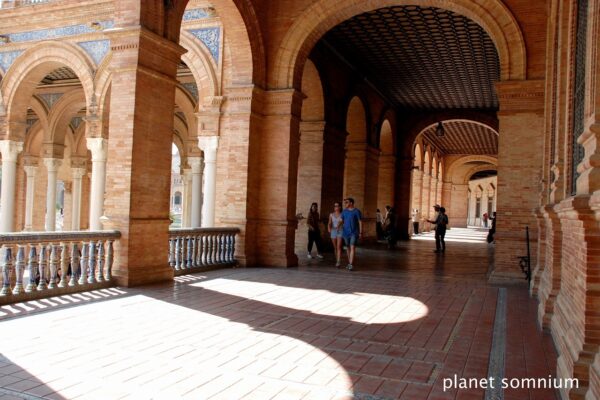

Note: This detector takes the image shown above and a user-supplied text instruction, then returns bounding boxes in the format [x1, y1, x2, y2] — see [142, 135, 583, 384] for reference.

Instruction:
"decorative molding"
[0, 21, 113, 44]
[0, 50, 23, 73]
[70, 116, 83, 131]
[182, 82, 199, 103]
[37, 93, 63, 110]
[182, 8, 216, 21]
[77, 40, 109, 65]
[187, 28, 220, 62]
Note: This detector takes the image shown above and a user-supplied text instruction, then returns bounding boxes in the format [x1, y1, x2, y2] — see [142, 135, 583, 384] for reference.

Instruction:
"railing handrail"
[0, 230, 121, 245]
[169, 227, 240, 236]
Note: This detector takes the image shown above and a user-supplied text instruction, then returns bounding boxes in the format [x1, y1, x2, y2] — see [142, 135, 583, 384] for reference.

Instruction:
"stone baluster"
[87, 241, 96, 284]
[97, 241, 105, 282]
[69, 243, 80, 286]
[58, 243, 69, 288]
[105, 240, 114, 281]
[198, 235, 205, 266]
[1, 247, 13, 296]
[12, 246, 25, 295]
[231, 234, 236, 262]
[37, 245, 48, 290]
[226, 234, 233, 262]
[48, 244, 59, 289]
[191, 236, 197, 267]
[78, 243, 89, 285]
[168, 238, 176, 268]
[186, 236, 193, 268]
[25, 246, 37, 292]
[175, 237, 182, 270]
[220, 234, 226, 262]
[212, 235, 218, 263]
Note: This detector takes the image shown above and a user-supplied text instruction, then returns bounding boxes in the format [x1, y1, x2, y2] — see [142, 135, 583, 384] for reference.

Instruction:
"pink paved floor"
[0, 229, 558, 399]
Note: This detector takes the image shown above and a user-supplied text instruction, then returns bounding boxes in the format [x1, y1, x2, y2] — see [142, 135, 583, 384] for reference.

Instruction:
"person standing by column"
[428, 206, 448, 253]
[376, 209, 383, 240]
[307, 203, 324, 259]
[412, 208, 420, 235]
[341, 198, 363, 270]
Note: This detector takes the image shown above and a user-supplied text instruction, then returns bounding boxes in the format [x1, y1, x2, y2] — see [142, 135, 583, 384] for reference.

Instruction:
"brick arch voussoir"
[47, 90, 87, 147]
[462, 163, 498, 185]
[446, 155, 498, 183]
[180, 31, 219, 102]
[273, 0, 526, 90]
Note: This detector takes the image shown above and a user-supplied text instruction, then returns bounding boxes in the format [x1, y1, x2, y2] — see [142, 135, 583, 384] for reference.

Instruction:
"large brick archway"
[271, 0, 527, 90]
[1, 41, 95, 140]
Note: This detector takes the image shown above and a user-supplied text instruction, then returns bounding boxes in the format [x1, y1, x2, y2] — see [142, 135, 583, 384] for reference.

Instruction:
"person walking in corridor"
[376, 209, 384, 240]
[307, 202, 324, 259]
[412, 208, 420, 235]
[328, 202, 344, 267]
[342, 198, 362, 270]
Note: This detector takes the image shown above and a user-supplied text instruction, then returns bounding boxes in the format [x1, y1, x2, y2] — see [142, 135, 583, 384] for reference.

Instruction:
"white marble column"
[188, 156, 204, 228]
[199, 136, 218, 227]
[23, 164, 37, 231]
[71, 167, 86, 231]
[86, 138, 108, 231]
[0, 140, 23, 232]
[43, 158, 62, 231]
[181, 168, 192, 228]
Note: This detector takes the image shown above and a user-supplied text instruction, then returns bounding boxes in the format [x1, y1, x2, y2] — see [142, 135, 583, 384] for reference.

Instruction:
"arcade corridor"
[0, 229, 557, 400]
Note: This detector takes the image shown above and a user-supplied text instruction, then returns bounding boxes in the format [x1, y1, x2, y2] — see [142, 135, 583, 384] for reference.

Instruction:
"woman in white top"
[328, 201, 344, 267]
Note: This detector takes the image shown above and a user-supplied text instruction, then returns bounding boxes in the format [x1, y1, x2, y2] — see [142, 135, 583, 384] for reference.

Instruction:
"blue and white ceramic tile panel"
[0, 50, 23, 73]
[3, 21, 113, 43]
[77, 40, 109, 65]
[38, 93, 63, 109]
[182, 82, 199, 103]
[182, 8, 212, 21]
[187, 28, 220, 63]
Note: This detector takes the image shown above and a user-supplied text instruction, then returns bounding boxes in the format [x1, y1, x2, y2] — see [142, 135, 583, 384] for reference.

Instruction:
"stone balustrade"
[0, 231, 120, 305]
[169, 228, 239, 275]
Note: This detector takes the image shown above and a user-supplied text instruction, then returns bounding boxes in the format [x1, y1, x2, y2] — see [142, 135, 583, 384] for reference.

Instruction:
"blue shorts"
[331, 229, 342, 239]
[343, 234, 359, 246]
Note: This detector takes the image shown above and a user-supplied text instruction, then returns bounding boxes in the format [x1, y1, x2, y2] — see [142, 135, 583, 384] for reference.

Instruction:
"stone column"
[43, 158, 62, 231]
[0, 140, 23, 232]
[86, 137, 107, 231]
[490, 80, 545, 283]
[411, 169, 423, 220]
[23, 164, 37, 231]
[199, 137, 218, 228]
[181, 168, 192, 228]
[394, 156, 414, 240]
[362, 146, 380, 239]
[102, 25, 184, 286]
[188, 156, 204, 228]
[71, 167, 86, 231]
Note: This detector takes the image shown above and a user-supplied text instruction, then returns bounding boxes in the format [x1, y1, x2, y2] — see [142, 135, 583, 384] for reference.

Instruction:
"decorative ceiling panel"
[422, 121, 497, 155]
[41, 66, 78, 84]
[324, 6, 500, 110]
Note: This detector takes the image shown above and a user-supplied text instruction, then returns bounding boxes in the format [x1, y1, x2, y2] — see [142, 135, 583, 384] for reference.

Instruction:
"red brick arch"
[271, 0, 526, 89]
[46, 90, 86, 148]
[1, 41, 95, 141]
[180, 31, 219, 100]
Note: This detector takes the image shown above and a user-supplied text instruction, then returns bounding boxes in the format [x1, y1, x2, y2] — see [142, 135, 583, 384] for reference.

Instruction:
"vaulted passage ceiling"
[421, 121, 498, 155]
[324, 5, 500, 110]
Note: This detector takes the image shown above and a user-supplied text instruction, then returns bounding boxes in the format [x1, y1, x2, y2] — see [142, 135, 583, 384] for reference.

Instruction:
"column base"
[113, 264, 174, 287]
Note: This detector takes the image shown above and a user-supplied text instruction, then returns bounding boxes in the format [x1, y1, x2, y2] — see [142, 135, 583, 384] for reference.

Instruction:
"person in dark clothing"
[428, 206, 448, 253]
[307, 202, 324, 259]
[384, 207, 397, 249]
[487, 211, 497, 243]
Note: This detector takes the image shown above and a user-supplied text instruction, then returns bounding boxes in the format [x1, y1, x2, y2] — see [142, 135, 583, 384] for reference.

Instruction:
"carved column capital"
[0, 140, 23, 162]
[86, 137, 108, 162]
[43, 158, 63, 172]
[188, 156, 204, 174]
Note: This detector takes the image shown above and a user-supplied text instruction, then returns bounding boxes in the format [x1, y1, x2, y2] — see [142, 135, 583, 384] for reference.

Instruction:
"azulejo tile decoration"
[187, 28, 220, 63]
[77, 40, 109, 65]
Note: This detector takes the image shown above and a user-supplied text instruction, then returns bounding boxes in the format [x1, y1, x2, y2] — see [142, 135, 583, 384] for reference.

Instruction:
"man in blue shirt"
[341, 197, 363, 270]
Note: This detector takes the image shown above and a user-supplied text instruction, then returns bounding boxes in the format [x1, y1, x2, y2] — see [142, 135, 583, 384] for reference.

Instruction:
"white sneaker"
[336, 260, 341, 267]
[307, 253, 312, 259]
[347, 264, 353, 270]
[316, 254, 324, 259]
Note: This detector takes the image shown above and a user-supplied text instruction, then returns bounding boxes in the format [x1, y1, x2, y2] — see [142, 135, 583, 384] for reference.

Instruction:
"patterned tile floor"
[0, 228, 558, 399]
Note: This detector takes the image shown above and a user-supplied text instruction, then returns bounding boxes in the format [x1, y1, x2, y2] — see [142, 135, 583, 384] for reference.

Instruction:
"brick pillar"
[450, 184, 469, 228]
[530, 206, 546, 296]
[102, 27, 184, 286]
[296, 120, 325, 252]
[378, 154, 395, 211]
[362, 146, 380, 240]
[255, 89, 303, 267]
[394, 157, 413, 240]
[490, 80, 545, 283]
[410, 169, 423, 227]
[536, 205, 562, 329]
[420, 173, 431, 231]
[321, 123, 347, 219]
[344, 142, 367, 208]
